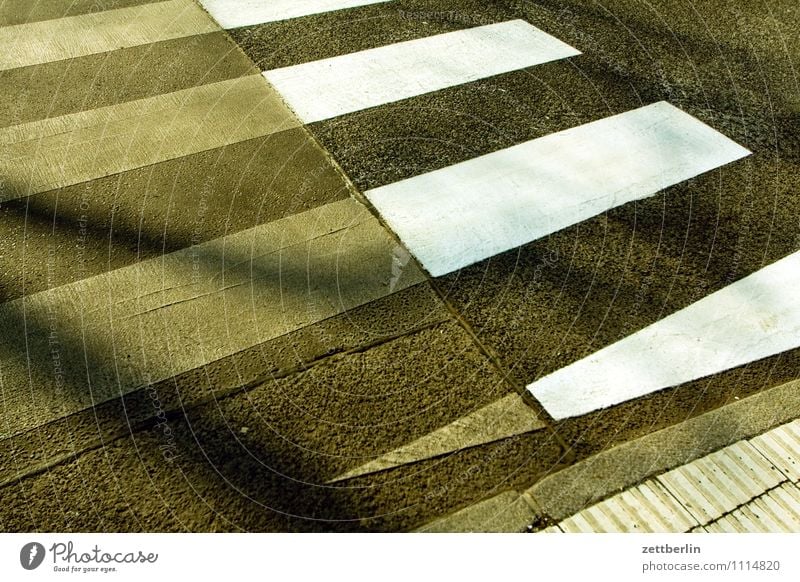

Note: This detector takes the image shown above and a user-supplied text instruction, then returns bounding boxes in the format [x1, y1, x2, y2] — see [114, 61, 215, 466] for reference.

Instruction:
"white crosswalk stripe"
[366, 101, 750, 277]
[263, 20, 580, 123]
[198, 0, 393, 28]
[529, 250, 800, 420]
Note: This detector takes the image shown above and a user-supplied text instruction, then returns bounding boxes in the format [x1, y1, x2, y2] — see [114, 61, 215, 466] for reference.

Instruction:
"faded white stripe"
[0, 75, 297, 202]
[263, 20, 580, 123]
[0, 0, 218, 71]
[529, 250, 800, 420]
[0, 199, 424, 439]
[330, 393, 544, 482]
[199, 0, 392, 28]
[366, 102, 750, 277]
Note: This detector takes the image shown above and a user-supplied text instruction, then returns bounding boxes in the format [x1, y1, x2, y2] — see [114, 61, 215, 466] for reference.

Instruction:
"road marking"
[0, 0, 218, 71]
[0, 75, 299, 201]
[198, 0, 393, 28]
[0, 0, 155, 27]
[263, 20, 580, 123]
[528, 249, 800, 420]
[330, 393, 544, 482]
[366, 102, 750, 276]
[0, 198, 425, 439]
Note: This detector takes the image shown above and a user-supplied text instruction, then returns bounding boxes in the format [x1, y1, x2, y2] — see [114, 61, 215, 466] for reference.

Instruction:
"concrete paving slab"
[704, 483, 800, 532]
[558, 479, 697, 533]
[750, 420, 800, 481]
[657, 441, 786, 525]
[525, 379, 800, 523]
[535, 419, 800, 533]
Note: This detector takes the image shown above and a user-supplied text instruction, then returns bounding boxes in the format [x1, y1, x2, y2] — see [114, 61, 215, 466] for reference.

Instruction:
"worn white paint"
[0, 0, 218, 71]
[0, 75, 298, 201]
[0, 199, 424, 439]
[367, 101, 750, 277]
[199, 0, 393, 28]
[263, 20, 580, 122]
[330, 393, 544, 482]
[528, 249, 799, 420]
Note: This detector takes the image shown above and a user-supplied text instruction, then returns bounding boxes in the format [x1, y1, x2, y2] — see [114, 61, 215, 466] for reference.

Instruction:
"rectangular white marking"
[0, 75, 298, 202]
[0, 199, 424, 439]
[366, 102, 750, 277]
[529, 250, 800, 420]
[199, 0, 392, 28]
[263, 20, 580, 123]
[0, 0, 218, 71]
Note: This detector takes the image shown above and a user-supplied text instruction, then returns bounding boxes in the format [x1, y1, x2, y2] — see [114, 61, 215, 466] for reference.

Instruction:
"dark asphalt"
[1, 0, 798, 531]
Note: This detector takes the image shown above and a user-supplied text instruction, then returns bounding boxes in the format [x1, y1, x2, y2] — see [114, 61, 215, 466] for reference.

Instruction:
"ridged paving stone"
[750, 420, 800, 481]
[704, 483, 800, 532]
[657, 441, 786, 525]
[558, 480, 697, 533]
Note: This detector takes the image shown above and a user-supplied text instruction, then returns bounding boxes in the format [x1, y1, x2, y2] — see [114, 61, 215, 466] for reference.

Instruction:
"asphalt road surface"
[0, 0, 798, 532]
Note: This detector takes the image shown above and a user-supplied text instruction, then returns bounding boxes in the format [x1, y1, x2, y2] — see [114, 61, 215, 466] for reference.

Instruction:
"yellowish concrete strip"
[0, 198, 425, 439]
[526, 379, 800, 523]
[0, 74, 299, 201]
[330, 393, 545, 482]
[557, 480, 698, 533]
[0, 0, 218, 71]
[416, 491, 538, 533]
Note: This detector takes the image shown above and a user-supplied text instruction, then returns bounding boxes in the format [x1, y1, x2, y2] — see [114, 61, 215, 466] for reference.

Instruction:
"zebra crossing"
[199, 0, 393, 28]
[210, 0, 798, 487]
[365, 101, 750, 276]
[262, 20, 580, 123]
[0, 0, 797, 532]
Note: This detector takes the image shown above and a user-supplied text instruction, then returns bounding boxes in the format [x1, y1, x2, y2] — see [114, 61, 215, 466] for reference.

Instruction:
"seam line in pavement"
[0, 314, 446, 490]
[417, 378, 800, 531]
